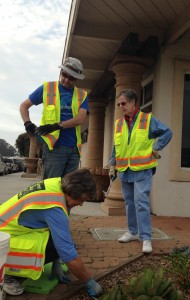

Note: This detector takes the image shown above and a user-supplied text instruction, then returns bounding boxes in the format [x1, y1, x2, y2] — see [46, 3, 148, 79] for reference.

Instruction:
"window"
[170, 60, 190, 181]
[141, 76, 153, 113]
[181, 74, 190, 167]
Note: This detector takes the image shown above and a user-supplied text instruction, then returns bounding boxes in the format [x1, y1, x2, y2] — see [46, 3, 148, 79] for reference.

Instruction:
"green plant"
[167, 245, 190, 291]
[121, 267, 183, 299]
[98, 284, 128, 299]
[98, 267, 183, 300]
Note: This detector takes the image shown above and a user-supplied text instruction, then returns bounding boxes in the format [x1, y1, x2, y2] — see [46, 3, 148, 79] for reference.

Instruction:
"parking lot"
[0, 156, 26, 176]
[0, 172, 39, 203]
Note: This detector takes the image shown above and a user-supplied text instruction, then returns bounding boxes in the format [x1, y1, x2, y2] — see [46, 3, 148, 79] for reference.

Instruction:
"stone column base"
[101, 202, 126, 216]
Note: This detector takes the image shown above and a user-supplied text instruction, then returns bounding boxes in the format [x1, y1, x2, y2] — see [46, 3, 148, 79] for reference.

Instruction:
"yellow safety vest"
[40, 81, 87, 155]
[114, 112, 158, 172]
[0, 177, 68, 280]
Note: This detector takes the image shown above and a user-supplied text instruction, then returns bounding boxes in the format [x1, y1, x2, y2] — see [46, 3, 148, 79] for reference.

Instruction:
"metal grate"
[89, 227, 172, 241]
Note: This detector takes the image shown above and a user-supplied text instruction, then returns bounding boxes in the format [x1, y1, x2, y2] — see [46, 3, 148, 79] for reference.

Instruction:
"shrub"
[167, 245, 190, 291]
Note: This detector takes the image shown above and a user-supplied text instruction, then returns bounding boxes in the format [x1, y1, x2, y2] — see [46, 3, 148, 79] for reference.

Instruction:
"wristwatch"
[58, 122, 64, 129]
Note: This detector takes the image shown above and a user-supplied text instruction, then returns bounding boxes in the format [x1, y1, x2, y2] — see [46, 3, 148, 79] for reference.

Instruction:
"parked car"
[11, 157, 25, 172]
[0, 155, 7, 175]
[3, 157, 18, 173]
[2, 157, 13, 174]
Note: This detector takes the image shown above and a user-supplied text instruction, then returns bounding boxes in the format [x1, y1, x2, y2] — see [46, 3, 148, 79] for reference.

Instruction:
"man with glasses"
[109, 89, 172, 254]
[20, 57, 88, 179]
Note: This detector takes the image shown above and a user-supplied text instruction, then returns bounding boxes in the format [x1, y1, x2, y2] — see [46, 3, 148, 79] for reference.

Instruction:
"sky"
[0, 0, 72, 147]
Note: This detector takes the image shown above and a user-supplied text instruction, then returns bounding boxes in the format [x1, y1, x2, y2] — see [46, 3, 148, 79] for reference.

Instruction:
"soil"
[69, 254, 190, 300]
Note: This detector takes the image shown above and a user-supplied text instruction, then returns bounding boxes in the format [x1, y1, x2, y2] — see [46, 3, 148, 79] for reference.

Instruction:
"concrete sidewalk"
[1, 173, 190, 300]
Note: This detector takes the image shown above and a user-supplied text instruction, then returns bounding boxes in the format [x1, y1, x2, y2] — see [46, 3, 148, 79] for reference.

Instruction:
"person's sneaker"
[142, 240, 152, 253]
[118, 232, 138, 243]
[3, 275, 24, 296]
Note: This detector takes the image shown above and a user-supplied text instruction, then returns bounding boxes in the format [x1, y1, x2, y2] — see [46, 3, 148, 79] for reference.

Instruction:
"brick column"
[101, 57, 149, 215]
[86, 99, 108, 168]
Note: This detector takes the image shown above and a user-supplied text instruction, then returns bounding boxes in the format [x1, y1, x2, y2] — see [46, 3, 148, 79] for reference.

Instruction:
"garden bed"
[69, 253, 190, 300]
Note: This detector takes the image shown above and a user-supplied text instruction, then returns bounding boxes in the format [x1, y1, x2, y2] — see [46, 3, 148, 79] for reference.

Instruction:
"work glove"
[50, 259, 70, 284]
[152, 150, 161, 159]
[85, 278, 103, 298]
[35, 123, 61, 136]
[24, 121, 37, 136]
[109, 165, 117, 181]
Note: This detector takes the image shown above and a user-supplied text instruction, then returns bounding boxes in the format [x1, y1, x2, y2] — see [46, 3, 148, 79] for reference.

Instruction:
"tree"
[0, 139, 17, 156]
[15, 133, 30, 157]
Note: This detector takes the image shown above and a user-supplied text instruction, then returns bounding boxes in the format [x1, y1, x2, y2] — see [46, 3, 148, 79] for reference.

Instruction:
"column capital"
[109, 54, 154, 72]
[88, 98, 109, 107]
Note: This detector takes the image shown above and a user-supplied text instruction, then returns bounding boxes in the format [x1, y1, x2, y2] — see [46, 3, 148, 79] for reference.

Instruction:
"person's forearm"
[66, 256, 91, 282]
[60, 110, 87, 129]
[20, 99, 33, 123]
[59, 117, 84, 128]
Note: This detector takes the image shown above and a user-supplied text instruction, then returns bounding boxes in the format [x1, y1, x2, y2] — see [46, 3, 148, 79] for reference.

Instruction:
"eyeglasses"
[61, 71, 76, 81]
[117, 102, 127, 107]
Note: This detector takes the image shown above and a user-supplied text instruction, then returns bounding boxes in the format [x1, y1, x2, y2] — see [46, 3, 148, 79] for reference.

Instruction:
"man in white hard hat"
[20, 57, 88, 179]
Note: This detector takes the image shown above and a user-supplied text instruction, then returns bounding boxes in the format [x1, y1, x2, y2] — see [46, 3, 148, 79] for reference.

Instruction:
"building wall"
[151, 36, 190, 217]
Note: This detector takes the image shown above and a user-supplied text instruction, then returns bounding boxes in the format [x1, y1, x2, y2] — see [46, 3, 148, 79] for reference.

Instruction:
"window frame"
[170, 59, 190, 181]
[141, 75, 153, 113]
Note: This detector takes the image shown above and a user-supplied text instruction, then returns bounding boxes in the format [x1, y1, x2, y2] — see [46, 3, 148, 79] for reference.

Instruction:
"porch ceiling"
[63, 0, 190, 97]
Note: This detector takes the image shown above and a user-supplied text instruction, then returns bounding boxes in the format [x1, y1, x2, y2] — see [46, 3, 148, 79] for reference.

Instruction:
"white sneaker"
[3, 276, 24, 296]
[142, 240, 152, 253]
[118, 232, 138, 243]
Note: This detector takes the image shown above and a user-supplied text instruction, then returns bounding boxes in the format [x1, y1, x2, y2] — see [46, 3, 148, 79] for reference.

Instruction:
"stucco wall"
[151, 36, 190, 217]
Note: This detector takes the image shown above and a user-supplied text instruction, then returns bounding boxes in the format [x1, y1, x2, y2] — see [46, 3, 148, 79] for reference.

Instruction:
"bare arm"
[66, 256, 91, 282]
[20, 98, 34, 123]
[60, 108, 87, 129]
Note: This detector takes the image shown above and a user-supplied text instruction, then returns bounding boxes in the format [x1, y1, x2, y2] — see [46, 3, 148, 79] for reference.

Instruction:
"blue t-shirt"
[18, 207, 78, 263]
[29, 82, 89, 147]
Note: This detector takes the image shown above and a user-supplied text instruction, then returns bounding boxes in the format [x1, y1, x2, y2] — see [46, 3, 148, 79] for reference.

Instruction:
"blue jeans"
[121, 174, 153, 241]
[43, 145, 80, 179]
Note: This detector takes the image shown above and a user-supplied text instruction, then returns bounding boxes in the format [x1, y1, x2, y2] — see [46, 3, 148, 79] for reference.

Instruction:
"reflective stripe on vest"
[0, 193, 68, 229]
[138, 112, 148, 129]
[72, 87, 87, 156]
[43, 81, 60, 148]
[130, 153, 156, 167]
[114, 112, 158, 171]
[6, 252, 43, 269]
[46, 81, 56, 105]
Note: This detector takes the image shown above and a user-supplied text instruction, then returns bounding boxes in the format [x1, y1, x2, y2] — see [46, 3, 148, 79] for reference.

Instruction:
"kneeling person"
[0, 169, 103, 298]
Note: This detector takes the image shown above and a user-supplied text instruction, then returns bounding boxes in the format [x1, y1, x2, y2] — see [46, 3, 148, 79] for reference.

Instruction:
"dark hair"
[117, 89, 138, 104]
[61, 169, 96, 200]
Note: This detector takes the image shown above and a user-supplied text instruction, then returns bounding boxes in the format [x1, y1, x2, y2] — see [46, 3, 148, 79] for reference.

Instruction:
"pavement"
[1, 172, 190, 300]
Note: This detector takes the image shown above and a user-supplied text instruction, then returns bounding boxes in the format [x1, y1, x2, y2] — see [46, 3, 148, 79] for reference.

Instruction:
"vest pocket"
[10, 237, 35, 250]
[114, 133, 121, 146]
[44, 105, 56, 122]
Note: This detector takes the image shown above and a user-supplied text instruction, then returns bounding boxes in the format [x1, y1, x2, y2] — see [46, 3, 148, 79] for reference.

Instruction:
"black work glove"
[35, 123, 61, 136]
[24, 121, 37, 136]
